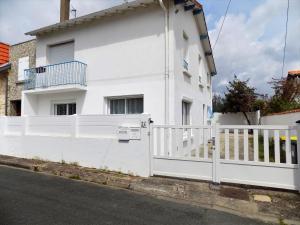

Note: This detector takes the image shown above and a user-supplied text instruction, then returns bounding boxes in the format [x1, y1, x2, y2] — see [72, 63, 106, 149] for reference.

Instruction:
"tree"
[212, 94, 225, 112]
[222, 76, 257, 125]
[266, 77, 300, 113]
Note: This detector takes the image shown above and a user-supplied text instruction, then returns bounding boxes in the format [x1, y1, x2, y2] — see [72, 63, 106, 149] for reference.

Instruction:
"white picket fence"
[152, 124, 300, 190]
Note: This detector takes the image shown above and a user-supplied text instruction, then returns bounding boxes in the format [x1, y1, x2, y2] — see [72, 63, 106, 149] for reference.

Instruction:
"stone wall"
[8, 39, 36, 116]
[0, 74, 7, 115]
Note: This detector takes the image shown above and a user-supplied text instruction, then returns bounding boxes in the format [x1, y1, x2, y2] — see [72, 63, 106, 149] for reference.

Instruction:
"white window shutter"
[18, 56, 29, 81]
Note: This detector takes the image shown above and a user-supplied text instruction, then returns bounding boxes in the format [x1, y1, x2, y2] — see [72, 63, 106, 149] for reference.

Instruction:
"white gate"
[151, 124, 300, 190]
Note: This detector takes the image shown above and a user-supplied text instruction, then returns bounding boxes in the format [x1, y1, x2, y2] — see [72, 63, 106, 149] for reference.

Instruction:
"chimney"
[60, 0, 70, 22]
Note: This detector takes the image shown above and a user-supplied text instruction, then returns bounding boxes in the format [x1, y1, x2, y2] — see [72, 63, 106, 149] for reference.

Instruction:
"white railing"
[152, 124, 300, 190]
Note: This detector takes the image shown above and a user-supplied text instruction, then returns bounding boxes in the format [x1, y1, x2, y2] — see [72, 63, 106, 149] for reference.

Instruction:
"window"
[54, 103, 76, 115]
[183, 31, 189, 71]
[48, 41, 74, 65]
[207, 73, 211, 87]
[109, 97, 143, 114]
[182, 101, 191, 125]
[18, 56, 29, 81]
[203, 104, 206, 125]
[198, 55, 203, 84]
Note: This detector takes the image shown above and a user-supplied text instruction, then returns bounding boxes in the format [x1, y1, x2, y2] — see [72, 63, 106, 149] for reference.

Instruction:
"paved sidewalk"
[0, 155, 299, 225]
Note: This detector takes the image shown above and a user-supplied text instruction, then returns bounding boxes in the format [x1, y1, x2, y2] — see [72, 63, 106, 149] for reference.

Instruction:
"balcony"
[24, 61, 87, 93]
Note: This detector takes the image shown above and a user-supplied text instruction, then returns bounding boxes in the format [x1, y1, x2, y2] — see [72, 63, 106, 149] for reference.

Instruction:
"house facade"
[23, 0, 216, 125]
[8, 40, 36, 116]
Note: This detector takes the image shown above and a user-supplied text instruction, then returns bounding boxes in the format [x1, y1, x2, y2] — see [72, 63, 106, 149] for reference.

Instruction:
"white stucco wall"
[171, 2, 212, 125]
[23, 2, 213, 125]
[261, 112, 300, 126]
[0, 115, 151, 177]
[213, 111, 260, 125]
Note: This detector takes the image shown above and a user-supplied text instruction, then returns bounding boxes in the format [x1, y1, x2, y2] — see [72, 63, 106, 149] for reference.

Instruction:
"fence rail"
[24, 61, 87, 90]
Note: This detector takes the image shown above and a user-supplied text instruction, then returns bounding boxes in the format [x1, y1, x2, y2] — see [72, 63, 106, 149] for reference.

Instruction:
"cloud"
[210, 0, 300, 95]
[0, 0, 123, 45]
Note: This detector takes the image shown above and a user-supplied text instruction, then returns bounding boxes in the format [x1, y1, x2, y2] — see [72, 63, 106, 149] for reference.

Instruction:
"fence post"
[212, 123, 221, 184]
[22, 115, 28, 136]
[148, 118, 154, 176]
[0, 116, 5, 136]
[71, 115, 78, 138]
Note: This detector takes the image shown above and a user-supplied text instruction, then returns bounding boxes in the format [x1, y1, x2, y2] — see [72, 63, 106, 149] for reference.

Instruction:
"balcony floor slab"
[23, 84, 87, 95]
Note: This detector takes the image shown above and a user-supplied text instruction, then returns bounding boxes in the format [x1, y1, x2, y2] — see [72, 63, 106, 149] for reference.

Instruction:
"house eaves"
[176, 0, 217, 76]
[25, 0, 156, 36]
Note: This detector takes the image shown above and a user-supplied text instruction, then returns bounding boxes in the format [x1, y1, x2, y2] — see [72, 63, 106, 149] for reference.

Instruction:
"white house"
[23, 0, 216, 125]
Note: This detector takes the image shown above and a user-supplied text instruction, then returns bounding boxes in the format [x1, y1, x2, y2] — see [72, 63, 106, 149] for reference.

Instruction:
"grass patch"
[69, 174, 81, 180]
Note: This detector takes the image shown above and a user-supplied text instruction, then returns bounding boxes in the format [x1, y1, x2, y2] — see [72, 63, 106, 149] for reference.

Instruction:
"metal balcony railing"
[24, 61, 87, 90]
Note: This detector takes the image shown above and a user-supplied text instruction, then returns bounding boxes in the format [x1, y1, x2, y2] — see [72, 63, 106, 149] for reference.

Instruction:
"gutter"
[159, 0, 169, 125]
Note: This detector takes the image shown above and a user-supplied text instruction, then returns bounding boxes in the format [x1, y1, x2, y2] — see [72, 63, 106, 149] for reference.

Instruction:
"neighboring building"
[7, 40, 36, 116]
[23, 0, 216, 125]
[0, 42, 10, 115]
[287, 70, 300, 80]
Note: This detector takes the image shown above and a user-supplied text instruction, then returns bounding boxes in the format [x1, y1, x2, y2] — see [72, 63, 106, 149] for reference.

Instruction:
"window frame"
[52, 99, 77, 116]
[18, 56, 29, 81]
[107, 95, 144, 115]
[182, 100, 191, 125]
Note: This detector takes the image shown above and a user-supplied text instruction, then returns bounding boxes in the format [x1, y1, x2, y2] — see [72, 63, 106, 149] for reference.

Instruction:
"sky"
[0, 0, 299, 95]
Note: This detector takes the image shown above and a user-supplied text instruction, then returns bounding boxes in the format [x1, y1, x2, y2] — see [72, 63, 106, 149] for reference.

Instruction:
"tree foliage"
[266, 77, 300, 113]
[222, 76, 258, 125]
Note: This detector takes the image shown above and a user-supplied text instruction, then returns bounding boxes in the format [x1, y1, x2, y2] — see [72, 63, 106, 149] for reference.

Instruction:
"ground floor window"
[182, 101, 191, 125]
[109, 97, 143, 114]
[54, 103, 76, 115]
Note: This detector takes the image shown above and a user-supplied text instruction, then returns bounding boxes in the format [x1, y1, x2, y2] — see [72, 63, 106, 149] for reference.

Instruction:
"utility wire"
[212, 0, 232, 51]
[281, 0, 290, 78]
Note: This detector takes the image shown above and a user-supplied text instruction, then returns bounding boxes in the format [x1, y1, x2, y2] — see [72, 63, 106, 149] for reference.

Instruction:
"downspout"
[159, 0, 169, 125]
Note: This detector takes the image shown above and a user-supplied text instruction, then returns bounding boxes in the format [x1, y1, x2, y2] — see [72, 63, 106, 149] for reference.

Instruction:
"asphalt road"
[0, 166, 271, 225]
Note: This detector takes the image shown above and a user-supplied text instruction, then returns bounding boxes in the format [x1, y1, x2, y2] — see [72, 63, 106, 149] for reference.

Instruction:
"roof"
[288, 70, 300, 78]
[26, 0, 216, 75]
[0, 62, 11, 73]
[26, 0, 156, 36]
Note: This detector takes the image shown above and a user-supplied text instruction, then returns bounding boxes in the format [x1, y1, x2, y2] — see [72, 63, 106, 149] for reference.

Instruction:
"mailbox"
[117, 126, 130, 141]
[117, 126, 141, 141]
[129, 127, 141, 140]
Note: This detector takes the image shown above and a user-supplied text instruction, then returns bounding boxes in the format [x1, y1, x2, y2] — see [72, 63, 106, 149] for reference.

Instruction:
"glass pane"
[110, 99, 125, 114]
[55, 104, 67, 115]
[68, 103, 76, 115]
[126, 98, 143, 114]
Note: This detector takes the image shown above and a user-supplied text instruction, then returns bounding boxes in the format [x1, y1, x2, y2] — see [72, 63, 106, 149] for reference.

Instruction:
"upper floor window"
[207, 73, 211, 87]
[183, 31, 189, 71]
[18, 56, 29, 81]
[198, 55, 202, 84]
[48, 41, 74, 65]
[109, 96, 143, 114]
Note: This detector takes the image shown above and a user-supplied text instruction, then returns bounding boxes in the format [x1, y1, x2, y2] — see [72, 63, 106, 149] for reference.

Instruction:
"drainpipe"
[159, 0, 169, 125]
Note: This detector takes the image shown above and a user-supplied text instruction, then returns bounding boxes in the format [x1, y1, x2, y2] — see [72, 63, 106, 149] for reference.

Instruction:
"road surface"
[0, 166, 270, 225]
